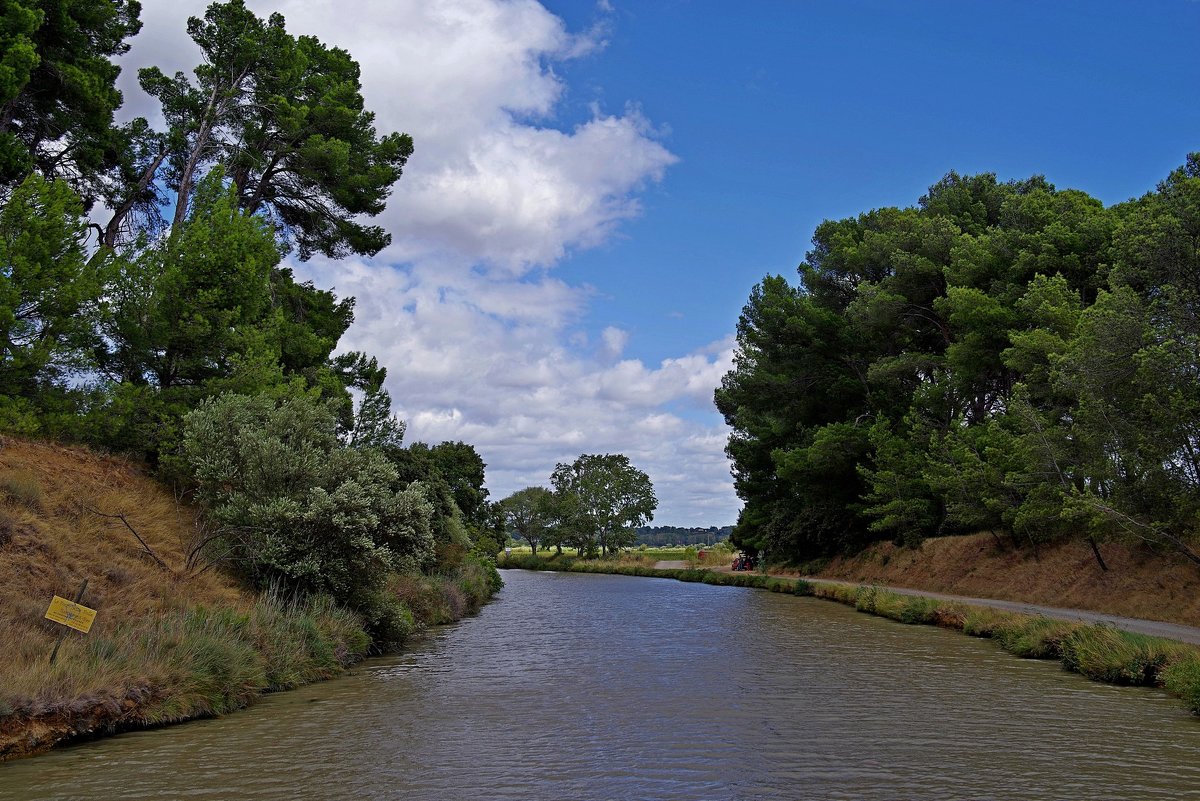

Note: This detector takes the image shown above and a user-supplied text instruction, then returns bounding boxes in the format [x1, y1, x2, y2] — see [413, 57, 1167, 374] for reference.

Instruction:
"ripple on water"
[3, 569, 1200, 801]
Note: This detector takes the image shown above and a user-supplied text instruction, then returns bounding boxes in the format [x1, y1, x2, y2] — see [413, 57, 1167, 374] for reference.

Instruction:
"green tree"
[714, 275, 868, 558]
[383, 442, 473, 560]
[0, 0, 142, 203]
[98, 171, 278, 391]
[719, 170, 1124, 564]
[499, 486, 555, 553]
[347, 380, 405, 450]
[428, 441, 491, 533]
[550, 454, 657, 557]
[112, 0, 411, 258]
[0, 174, 97, 427]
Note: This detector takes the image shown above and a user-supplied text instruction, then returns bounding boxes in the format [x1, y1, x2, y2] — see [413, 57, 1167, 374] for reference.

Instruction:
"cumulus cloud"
[118, 0, 738, 526]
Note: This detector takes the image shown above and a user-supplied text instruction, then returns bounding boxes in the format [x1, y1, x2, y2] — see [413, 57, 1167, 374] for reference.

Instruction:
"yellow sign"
[44, 595, 97, 634]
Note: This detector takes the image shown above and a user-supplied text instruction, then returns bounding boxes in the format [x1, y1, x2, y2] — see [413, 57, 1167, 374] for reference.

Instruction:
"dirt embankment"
[809, 534, 1200, 628]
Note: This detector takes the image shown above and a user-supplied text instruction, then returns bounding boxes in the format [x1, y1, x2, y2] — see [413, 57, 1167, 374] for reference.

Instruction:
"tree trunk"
[103, 147, 169, 249]
[1087, 535, 1109, 572]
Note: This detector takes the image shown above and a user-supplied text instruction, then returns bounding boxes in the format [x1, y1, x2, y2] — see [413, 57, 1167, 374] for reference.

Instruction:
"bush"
[1060, 626, 1191, 686]
[182, 393, 436, 618]
[1162, 655, 1200, 714]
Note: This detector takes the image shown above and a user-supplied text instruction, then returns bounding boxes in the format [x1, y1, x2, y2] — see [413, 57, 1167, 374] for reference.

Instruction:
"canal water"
[3, 569, 1199, 800]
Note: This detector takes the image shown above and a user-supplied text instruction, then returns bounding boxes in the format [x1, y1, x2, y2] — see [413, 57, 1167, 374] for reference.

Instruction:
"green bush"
[1060, 626, 1191, 686]
[854, 584, 880, 613]
[1162, 655, 1200, 714]
[182, 393, 436, 630]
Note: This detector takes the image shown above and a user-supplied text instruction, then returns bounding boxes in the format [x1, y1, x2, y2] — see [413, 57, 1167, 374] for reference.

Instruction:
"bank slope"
[0, 437, 498, 760]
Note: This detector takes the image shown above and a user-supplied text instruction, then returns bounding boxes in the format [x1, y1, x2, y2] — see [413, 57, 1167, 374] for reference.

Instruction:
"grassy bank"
[499, 553, 1200, 717]
[810, 534, 1200, 627]
[500, 551, 792, 589]
[0, 438, 502, 760]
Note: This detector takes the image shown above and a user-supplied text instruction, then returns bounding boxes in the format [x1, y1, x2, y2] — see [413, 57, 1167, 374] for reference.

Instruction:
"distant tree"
[500, 486, 555, 553]
[550, 454, 657, 557]
[634, 525, 734, 547]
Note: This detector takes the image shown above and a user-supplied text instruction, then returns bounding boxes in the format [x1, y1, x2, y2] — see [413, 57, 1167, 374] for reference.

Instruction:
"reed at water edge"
[499, 552, 1200, 716]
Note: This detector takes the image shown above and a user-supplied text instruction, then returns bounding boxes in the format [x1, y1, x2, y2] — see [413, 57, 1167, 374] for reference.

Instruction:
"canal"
[3, 569, 1199, 800]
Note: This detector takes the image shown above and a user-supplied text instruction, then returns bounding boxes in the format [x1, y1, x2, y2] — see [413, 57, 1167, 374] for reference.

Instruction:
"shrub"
[855, 584, 880, 613]
[1162, 654, 1200, 714]
[1060, 626, 1191, 686]
[182, 393, 436, 623]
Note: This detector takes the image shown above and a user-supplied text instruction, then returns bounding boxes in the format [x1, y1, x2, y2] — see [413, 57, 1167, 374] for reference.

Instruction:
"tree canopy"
[550, 453, 658, 557]
[718, 159, 1200, 567]
[105, 0, 411, 258]
[0, 0, 142, 205]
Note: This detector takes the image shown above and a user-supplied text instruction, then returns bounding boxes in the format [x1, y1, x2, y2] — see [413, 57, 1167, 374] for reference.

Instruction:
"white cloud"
[118, 0, 738, 527]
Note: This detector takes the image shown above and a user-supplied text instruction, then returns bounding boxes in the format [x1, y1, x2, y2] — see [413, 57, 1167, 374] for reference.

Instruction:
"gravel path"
[651, 561, 1200, 645]
[798, 577, 1200, 645]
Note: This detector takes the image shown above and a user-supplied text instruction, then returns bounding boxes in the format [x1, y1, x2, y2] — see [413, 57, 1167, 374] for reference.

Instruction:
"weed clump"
[0, 470, 42, 509]
[1060, 626, 1191, 686]
[1162, 655, 1200, 714]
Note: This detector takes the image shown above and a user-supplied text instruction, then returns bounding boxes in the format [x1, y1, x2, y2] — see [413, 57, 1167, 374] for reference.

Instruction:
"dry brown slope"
[0, 436, 252, 749]
[812, 533, 1200, 627]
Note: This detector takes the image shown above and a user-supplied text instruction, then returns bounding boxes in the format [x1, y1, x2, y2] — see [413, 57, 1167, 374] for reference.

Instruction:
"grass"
[500, 552, 1200, 718]
[812, 534, 1200, 627]
[508, 542, 737, 569]
[0, 437, 503, 760]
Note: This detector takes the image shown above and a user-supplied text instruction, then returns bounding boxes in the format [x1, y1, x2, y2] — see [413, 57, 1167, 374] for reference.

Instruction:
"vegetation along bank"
[0, 1, 508, 761]
[499, 552, 1200, 718]
[0, 437, 502, 761]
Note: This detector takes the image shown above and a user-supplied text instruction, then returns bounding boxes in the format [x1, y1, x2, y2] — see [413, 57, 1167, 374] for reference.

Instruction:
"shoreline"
[498, 554, 1200, 717]
[0, 576, 501, 762]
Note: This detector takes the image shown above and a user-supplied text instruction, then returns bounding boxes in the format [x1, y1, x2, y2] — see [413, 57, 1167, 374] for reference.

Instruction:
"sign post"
[47, 579, 95, 665]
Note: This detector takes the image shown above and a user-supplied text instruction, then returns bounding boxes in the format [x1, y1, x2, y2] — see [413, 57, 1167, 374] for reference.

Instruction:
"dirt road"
[653, 560, 1200, 645]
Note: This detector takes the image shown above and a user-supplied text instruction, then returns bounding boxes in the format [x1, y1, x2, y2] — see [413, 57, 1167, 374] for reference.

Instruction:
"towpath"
[653, 561, 1200, 645]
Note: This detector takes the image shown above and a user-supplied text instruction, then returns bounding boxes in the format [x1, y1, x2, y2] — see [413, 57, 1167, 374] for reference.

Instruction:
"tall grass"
[0, 469, 42, 509]
[2, 591, 371, 732]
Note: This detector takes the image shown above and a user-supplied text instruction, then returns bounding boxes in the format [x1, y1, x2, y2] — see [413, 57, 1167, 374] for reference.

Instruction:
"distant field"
[504, 543, 735, 567]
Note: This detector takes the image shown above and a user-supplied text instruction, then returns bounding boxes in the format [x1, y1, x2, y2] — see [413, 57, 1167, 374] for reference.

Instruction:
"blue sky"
[547, 0, 1200, 369]
[125, 1, 1200, 527]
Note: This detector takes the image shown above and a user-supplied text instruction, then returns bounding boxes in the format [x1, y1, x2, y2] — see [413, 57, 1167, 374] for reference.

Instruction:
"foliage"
[498, 486, 556, 552]
[113, 0, 411, 259]
[0, 174, 96, 418]
[719, 156, 1200, 566]
[550, 453, 658, 557]
[634, 524, 734, 546]
[0, 0, 142, 204]
[182, 393, 436, 625]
